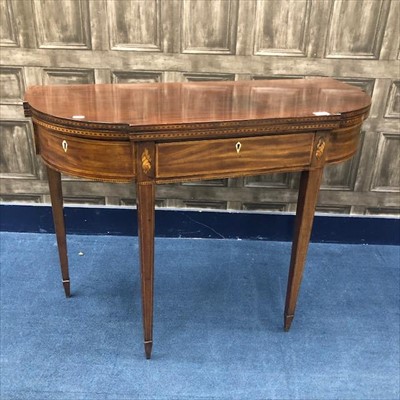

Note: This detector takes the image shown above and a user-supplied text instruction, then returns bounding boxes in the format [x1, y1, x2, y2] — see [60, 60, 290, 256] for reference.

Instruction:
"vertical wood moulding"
[106, 0, 162, 52]
[253, 0, 311, 57]
[370, 132, 400, 192]
[0, 120, 38, 179]
[378, 0, 400, 60]
[32, 0, 92, 49]
[384, 81, 400, 118]
[88, 0, 109, 51]
[325, 0, 390, 59]
[0, 0, 19, 47]
[181, 0, 238, 54]
[0, 67, 25, 104]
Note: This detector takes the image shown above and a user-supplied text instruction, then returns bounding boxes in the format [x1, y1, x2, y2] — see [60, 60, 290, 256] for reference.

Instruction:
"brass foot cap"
[284, 314, 294, 332]
[144, 341, 153, 359]
[62, 280, 71, 298]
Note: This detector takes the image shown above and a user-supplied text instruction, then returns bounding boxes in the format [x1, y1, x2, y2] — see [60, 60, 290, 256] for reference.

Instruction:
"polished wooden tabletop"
[25, 78, 371, 128]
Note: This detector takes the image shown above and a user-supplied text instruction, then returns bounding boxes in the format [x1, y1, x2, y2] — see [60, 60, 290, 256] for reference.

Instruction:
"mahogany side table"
[24, 78, 371, 358]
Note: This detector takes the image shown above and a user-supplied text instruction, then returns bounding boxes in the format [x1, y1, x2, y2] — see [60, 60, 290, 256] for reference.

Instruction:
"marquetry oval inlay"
[315, 137, 326, 159]
[141, 148, 152, 174]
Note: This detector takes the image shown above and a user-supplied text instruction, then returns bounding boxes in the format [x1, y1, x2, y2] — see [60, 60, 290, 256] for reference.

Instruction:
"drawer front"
[326, 124, 362, 164]
[156, 134, 313, 180]
[38, 127, 134, 181]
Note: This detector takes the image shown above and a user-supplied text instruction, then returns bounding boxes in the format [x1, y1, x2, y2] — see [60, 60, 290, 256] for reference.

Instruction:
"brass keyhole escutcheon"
[236, 142, 242, 154]
[62, 140, 68, 153]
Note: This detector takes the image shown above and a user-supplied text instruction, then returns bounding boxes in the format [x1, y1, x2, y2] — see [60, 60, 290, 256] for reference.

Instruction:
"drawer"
[156, 133, 313, 180]
[37, 128, 135, 182]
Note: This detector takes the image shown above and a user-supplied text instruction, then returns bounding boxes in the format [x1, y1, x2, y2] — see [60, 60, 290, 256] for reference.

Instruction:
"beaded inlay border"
[30, 105, 370, 142]
[34, 116, 343, 141]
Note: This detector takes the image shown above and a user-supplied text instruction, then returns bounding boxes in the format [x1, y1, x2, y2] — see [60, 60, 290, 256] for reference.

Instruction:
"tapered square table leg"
[47, 166, 70, 297]
[136, 182, 155, 359]
[284, 168, 324, 331]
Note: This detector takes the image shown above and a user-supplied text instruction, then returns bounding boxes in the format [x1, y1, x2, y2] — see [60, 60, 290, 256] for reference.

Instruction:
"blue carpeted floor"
[0, 232, 399, 400]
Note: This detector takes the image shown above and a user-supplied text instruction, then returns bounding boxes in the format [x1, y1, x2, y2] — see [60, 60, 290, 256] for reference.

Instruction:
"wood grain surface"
[24, 78, 370, 127]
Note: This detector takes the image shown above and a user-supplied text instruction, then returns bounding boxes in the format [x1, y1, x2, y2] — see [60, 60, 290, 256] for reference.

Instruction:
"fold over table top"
[24, 78, 371, 133]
